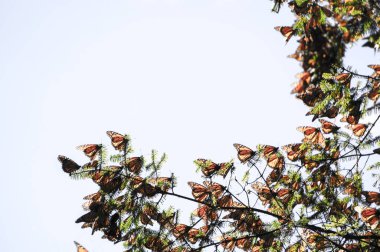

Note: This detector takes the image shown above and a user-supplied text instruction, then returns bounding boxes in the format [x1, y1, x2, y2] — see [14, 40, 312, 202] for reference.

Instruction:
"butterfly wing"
[188, 182, 209, 202]
[106, 131, 128, 151]
[77, 144, 101, 160]
[74, 241, 89, 252]
[350, 124, 367, 137]
[319, 119, 339, 134]
[275, 26, 294, 42]
[58, 155, 81, 174]
[233, 143, 256, 163]
[123, 156, 143, 174]
[194, 159, 219, 177]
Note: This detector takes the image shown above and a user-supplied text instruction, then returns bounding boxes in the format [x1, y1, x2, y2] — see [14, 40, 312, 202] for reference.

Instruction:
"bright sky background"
[0, 1, 378, 251]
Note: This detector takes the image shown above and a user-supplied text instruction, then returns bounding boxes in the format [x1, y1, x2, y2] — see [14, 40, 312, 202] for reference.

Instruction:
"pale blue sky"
[0, 1, 378, 251]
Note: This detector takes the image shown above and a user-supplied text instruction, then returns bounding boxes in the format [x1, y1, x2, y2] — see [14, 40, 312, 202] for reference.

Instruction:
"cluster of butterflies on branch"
[58, 107, 380, 251]
[55, 1, 380, 251]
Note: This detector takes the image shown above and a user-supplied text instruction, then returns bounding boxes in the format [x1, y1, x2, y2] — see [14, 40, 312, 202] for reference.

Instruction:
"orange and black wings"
[76, 144, 102, 160]
[106, 131, 128, 151]
[233, 143, 256, 163]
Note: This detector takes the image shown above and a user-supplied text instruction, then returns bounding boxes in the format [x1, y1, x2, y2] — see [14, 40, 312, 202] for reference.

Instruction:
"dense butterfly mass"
[57, 1, 380, 251]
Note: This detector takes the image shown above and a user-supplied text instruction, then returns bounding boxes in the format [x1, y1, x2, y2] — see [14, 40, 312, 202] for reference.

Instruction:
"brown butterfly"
[282, 143, 305, 161]
[92, 172, 122, 193]
[275, 26, 294, 42]
[192, 205, 218, 223]
[233, 143, 256, 163]
[259, 145, 284, 169]
[277, 188, 291, 204]
[217, 194, 234, 207]
[368, 64, 380, 77]
[297, 126, 325, 147]
[77, 144, 102, 160]
[122, 156, 143, 174]
[74, 241, 89, 252]
[58, 155, 81, 174]
[362, 191, 380, 205]
[251, 182, 272, 205]
[172, 224, 190, 238]
[348, 123, 367, 137]
[194, 159, 233, 177]
[130, 176, 158, 197]
[355, 206, 380, 229]
[188, 181, 224, 202]
[220, 236, 236, 251]
[236, 237, 252, 250]
[335, 73, 351, 86]
[146, 177, 172, 192]
[187, 226, 208, 244]
[260, 145, 278, 158]
[318, 119, 340, 134]
[267, 153, 285, 169]
[106, 131, 129, 151]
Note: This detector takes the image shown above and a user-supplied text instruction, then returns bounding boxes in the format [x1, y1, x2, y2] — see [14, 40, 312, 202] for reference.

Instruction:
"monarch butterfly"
[296, 87, 324, 107]
[83, 192, 102, 201]
[354, 206, 380, 229]
[192, 205, 218, 223]
[233, 143, 256, 164]
[91, 171, 123, 193]
[236, 237, 252, 250]
[187, 226, 208, 244]
[146, 177, 172, 191]
[77, 144, 102, 160]
[122, 156, 143, 174]
[74, 241, 89, 252]
[277, 188, 291, 204]
[369, 81, 380, 102]
[282, 143, 305, 161]
[217, 194, 234, 207]
[82, 200, 103, 212]
[75, 211, 98, 224]
[106, 131, 129, 151]
[335, 73, 351, 86]
[348, 123, 367, 137]
[291, 78, 308, 94]
[297, 126, 325, 147]
[130, 176, 158, 197]
[82, 160, 99, 170]
[172, 224, 190, 238]
[340, 115, 359, 125]
[259, 145, 278, 159]
[188, 182, 209, 202]
[251, 182, 272, 205]
[188, 181, 224, 202]
[302, 158, 319, 170]
[266, 169, 283, 185]
[194, 159, 233, 178]
[259, 145, 284, 169]
[274, 26, 294, 42]
[57, 155, 81, 174]
[368, 64, 380, 76]
[267, 153, 285, 169]
[220, 236, 236, 251]
[362, 191, 380, 205]
[318, 119, 340, 134]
